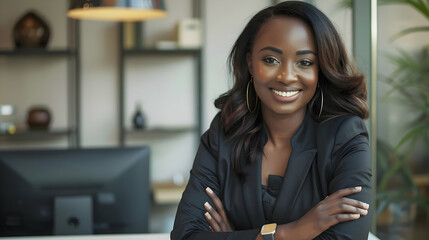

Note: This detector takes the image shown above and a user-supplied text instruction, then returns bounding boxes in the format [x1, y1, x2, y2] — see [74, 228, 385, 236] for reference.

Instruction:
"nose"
[276, 62, 297, 83]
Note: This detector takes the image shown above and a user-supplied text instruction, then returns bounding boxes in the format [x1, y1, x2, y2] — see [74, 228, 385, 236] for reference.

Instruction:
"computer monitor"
[0, 147, 150, 237]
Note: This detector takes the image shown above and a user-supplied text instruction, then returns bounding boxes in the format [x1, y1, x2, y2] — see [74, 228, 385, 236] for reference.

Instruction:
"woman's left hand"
[203, 187, 234, 232]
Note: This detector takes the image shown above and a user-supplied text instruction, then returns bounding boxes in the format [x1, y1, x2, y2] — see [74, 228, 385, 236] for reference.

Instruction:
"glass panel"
[376, 1, 429, 239]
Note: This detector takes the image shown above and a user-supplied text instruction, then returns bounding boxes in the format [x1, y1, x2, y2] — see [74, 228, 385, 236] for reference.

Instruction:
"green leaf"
[393, 124, 429, 154]
[390, 26, 429, 40]
[336, 0, 353, 10]
[376, 200, 389, 217]
[378, 156, 405, 191]
[379, 0, 429, 19]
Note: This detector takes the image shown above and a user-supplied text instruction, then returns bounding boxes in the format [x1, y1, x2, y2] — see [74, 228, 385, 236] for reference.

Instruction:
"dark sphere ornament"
[13, 11, 50, 48]
[27, 107, 51, 130]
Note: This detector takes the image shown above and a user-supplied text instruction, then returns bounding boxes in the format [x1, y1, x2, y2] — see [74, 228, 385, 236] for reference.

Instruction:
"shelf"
[0, 48, 75, 57]
[151, 181, 187, 204]
[123, 48, 201, 56]
[126, 126, 197, 135]
[0, 129, 72, 140]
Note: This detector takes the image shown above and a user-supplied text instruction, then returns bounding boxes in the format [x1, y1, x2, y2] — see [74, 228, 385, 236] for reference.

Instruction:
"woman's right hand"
[294, 186, 369, 239]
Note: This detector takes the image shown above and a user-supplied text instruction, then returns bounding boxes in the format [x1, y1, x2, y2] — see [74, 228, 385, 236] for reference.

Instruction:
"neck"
[262, 108, 306, 148]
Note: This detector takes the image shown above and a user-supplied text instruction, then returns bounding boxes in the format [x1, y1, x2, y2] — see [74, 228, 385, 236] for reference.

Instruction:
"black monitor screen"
[0, 147, 150, 236]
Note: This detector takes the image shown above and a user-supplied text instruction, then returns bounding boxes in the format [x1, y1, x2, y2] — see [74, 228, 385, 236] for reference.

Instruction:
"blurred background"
[0, 0, 427, 239]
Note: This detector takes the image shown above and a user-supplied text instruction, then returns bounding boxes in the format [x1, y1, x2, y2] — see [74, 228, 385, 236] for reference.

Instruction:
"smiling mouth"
[271, 89, 301, 97]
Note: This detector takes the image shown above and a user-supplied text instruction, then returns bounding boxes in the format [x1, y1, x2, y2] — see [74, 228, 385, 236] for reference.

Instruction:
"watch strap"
[262, 233, 275, 240]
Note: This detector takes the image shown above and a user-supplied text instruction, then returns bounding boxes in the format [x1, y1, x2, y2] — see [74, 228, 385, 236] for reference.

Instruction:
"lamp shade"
[67, 0, 166, 22]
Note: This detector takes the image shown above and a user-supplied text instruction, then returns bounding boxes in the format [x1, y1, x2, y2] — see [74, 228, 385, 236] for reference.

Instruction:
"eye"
[262, 57, 280, 65]
[298, 59, 314, 67]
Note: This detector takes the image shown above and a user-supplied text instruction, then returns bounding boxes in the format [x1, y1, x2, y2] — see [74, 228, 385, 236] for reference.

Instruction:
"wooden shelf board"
[123, 48, 201, 56]
[0, 129, 72, 140]
[126, 126, 197, 135]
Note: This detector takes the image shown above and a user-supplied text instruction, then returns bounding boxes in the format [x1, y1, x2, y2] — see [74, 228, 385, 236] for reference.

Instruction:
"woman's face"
[247, 16, 318, 118]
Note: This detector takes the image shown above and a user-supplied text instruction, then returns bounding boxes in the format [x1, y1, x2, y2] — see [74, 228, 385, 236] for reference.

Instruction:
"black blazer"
[171, 112, 372, 240]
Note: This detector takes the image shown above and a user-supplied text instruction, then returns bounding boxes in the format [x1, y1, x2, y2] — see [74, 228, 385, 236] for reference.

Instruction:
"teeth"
[272, 89, 299, 97]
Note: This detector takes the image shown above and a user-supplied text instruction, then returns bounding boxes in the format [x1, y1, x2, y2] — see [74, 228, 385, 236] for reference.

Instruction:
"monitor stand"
[54, 196, 93, 235]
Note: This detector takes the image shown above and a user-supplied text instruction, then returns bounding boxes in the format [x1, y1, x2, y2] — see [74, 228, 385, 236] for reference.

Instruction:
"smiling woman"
[248, 16, 318, 121]
[171, 1, 371, 240]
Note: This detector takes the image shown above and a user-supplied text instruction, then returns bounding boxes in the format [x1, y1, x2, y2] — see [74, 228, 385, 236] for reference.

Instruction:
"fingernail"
[206, 187, 214, 194]
[362, 209, 368, 215]
[355, 186, 362, 191]
[353, 214, 360, 218]
[204, 202, 212, 209]
[205, 212, 212, 220]
[364, 203, 370, 209]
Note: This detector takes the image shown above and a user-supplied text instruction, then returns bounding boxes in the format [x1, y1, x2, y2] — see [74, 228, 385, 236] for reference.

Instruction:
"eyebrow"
[296, 50, 318, 56]
[259, 46, 283, 54]
[259, 46, 317, 56]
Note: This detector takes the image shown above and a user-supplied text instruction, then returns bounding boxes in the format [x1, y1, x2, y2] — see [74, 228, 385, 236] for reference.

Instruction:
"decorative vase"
[133, 103, 146, 129]
[27, 107, 51, 130]
[13, 11, 50, 48]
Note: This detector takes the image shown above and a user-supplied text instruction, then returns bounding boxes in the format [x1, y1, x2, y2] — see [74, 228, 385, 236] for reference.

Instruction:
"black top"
[171, 112, 372, 240]
[262, 175, 283, 223]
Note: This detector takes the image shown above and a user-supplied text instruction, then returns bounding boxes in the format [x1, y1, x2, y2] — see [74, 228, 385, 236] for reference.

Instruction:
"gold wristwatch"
[261, 223, 277, 240]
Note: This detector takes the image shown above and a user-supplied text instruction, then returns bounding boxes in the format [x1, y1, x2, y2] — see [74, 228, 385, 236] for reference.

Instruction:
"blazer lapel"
[272, 149, 316, 222]
[240, 149, 266, 227]
[272, 113, 318, 222]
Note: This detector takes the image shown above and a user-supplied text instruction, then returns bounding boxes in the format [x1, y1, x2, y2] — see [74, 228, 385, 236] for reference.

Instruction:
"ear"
[246, 52, 253, 76]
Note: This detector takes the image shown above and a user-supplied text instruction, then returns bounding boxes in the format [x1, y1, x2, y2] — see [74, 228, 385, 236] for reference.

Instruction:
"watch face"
[262, 223, 277, 234]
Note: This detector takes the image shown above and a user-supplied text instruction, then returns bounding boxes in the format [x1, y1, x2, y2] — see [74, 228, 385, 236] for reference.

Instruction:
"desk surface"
[1, 232, 380, 240]
[1, 233, 170, 240]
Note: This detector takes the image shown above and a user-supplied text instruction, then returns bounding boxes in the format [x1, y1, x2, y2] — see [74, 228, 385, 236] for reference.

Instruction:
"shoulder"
[200, 112, 224, 154]
[319, 115, 368, 137]
[317, 115, 368, 149]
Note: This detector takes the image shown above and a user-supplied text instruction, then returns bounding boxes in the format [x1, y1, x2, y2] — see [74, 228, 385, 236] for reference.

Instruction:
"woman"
[171, 1, 371, 239]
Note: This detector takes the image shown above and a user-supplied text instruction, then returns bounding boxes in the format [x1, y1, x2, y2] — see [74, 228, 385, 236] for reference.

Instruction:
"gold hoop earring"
[318, 87, 324, 118]
[246, 77, 257, 113]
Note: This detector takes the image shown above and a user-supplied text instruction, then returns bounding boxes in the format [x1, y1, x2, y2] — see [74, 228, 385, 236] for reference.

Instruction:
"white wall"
[313, 0, 352, 55]
[202, 0, 271, 130]
[80, 20, 120, 147]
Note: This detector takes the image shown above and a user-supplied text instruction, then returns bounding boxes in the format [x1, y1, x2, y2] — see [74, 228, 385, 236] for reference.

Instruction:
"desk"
[1, 232, 379, 240]
[0, 233, 170, 240]
[152, 182, 186, 204]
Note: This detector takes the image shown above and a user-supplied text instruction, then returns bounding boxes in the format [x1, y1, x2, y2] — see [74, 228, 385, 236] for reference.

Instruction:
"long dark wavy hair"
[214, 1, 369, 175]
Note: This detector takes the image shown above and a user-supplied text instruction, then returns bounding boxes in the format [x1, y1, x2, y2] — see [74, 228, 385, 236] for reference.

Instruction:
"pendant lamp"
[67, 0, 166, 22]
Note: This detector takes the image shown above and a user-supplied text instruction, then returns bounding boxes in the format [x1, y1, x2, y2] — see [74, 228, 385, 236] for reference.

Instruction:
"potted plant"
[375, 0, 429, 226]
[338, 0, 429, 236]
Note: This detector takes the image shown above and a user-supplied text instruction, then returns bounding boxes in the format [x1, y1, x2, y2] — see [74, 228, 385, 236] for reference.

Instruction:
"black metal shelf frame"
[0, 4, 80, 147]
[0, 49, 75, 56]
[118, 0, 203, 146]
